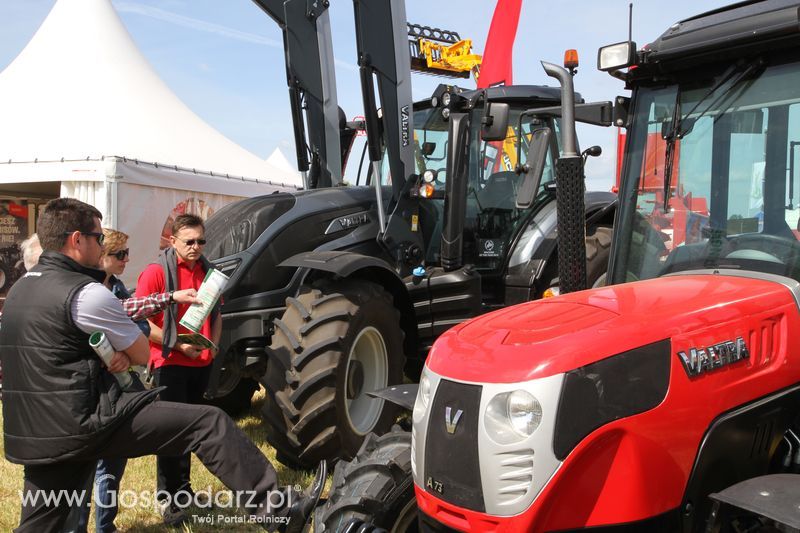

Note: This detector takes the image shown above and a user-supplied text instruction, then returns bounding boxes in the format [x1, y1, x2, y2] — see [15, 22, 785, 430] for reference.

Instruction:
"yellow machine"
[407, 23, 482, 80]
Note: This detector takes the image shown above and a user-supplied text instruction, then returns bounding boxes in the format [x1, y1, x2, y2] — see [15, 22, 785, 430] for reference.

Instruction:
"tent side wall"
[0, 159, 296, 293]
[113, 181, 244, 287]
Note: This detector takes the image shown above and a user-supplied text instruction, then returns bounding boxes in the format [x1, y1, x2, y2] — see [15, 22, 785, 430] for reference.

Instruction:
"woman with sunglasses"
[100, 230, 149, 335]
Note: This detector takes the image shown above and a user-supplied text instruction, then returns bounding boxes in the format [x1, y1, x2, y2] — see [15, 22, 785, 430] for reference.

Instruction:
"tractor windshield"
[612, 57, 800, 284]
[402, 105, 558, 265]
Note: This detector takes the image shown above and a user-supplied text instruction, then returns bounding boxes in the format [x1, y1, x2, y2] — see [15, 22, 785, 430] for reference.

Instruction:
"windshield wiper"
[661, 58, 765, 210]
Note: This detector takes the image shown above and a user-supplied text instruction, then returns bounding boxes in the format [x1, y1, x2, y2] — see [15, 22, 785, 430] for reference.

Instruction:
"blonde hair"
[20, 233, 42, 271]
[102, 228, 129, 254]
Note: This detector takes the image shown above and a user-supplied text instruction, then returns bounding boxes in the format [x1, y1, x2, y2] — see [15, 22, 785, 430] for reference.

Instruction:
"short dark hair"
[37, 198, 102, 251]
[172, 214, 204, 235]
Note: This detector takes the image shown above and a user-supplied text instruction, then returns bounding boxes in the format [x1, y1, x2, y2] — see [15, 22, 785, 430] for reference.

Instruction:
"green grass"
[0, 388, 324, 532]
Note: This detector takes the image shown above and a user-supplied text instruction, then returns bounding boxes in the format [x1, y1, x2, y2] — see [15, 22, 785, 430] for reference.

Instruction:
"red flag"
[477, 0, 523, 88]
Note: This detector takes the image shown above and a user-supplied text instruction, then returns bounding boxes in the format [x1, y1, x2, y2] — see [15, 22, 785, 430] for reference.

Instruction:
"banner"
[0, 200, 29, 297]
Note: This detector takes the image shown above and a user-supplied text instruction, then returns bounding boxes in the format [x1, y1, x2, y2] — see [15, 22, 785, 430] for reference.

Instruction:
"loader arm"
[353, 0, 425, 271]
[251, 0, 343, 189]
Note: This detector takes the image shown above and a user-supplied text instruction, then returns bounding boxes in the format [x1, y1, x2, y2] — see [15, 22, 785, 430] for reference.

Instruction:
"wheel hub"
[347, 360, 365, 399]
[345, 326, 389, 435]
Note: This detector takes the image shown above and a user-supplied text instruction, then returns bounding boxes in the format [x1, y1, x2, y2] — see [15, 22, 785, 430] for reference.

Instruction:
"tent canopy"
[0, 0, 300, 188]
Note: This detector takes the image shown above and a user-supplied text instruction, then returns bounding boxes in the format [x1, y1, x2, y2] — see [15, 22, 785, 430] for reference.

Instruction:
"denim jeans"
[69, 458, 127, 533]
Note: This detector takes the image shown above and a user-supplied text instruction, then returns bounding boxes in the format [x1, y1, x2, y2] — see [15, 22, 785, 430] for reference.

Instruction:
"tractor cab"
[388, 86, 562, 276]
[604, 9, 800, 286]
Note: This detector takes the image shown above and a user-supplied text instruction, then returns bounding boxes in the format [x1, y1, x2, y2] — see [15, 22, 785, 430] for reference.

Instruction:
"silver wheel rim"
[345, 326, 388, 435]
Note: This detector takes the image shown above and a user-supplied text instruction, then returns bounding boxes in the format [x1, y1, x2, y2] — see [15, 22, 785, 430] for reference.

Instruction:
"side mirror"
[582, 145, 602, 159]
[516, 127, 552, 209]
[481, 103, 510, 141]
[421, 142, 436, 156]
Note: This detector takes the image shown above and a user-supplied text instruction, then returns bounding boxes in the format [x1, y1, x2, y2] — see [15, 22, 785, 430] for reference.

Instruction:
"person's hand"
[106, 351, 131, 373]
[210, 346, 219, 359]
[172, 288, 200, 305]
[177, 342, 205, 359]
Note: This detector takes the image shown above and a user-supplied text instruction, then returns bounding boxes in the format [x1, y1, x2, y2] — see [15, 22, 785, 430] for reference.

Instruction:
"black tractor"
[203, 0, 616, 468]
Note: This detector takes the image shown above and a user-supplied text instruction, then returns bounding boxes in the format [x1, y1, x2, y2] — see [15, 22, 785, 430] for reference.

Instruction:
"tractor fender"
[280, 250, 400, 279]
[280, 250, 419, 372]
[367, 383, 419, 411]
[709, 474, 800, 530]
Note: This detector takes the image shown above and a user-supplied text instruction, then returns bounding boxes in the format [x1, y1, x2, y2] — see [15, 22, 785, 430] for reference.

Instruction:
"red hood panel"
[426, 274, 796, 383]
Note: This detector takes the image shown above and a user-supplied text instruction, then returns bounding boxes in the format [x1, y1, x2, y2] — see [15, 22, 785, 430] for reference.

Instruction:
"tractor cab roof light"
[598, 41, 636, 72]
[564, 49, 579, 71]
[441, 91, 452, 107]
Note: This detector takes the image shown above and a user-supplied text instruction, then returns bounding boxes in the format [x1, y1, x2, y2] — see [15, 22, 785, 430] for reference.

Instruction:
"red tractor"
[315, 1, 800, 531]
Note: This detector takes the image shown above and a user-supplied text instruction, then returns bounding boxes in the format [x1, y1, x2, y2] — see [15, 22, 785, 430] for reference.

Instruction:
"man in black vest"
[0, 198, 324, 533]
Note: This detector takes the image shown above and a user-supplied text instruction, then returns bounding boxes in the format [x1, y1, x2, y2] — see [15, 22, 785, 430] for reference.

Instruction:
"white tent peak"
[0, 0, 300, 187]
[267, 148, 297, 174]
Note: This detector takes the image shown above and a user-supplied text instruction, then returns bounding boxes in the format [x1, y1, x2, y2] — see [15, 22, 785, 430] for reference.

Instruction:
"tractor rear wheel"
[539, 225, 614, 295]
[314, 426, 417, 532]
[262, 280, 405, 468]
[585, 226, 613, 287]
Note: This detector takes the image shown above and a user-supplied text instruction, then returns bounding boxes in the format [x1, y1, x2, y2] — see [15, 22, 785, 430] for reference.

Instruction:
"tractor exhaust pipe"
[440, 112, 470, 271]
[542, 61, 587, 293]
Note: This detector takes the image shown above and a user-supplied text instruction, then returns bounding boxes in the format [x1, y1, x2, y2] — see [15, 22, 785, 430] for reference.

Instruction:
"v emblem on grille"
[445, 406, 463, 434]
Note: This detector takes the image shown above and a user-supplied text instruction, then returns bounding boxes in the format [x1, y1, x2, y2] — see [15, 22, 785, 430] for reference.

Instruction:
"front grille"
[424, 379, 484, 511]
[495, 449, 535, 503]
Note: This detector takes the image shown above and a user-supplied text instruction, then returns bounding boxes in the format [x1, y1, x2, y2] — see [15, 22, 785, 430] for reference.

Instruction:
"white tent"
[0, 0, 301, 287]
[267, 148, 298, 175]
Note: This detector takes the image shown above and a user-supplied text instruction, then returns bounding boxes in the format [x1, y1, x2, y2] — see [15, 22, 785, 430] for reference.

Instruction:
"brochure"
[178, 268, 228, 333]
[177, 331, 218, 351]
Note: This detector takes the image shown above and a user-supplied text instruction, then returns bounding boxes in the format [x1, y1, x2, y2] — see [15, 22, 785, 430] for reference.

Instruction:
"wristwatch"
[168, 291, 175, 304]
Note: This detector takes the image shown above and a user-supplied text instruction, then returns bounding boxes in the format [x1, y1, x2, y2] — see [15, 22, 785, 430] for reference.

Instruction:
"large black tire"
[585, 226, 614, 287]
[538, 225, 613, 295]
[262, 280, 405, 468]
[314, 426, 417, 533]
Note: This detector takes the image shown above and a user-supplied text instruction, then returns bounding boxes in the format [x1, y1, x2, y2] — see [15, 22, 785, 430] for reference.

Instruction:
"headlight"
[484, 390, 542, 445]
[419, 183, 435, 198]
[423, 169, 436, 183]
[441, 92, 451, 107]
[597, 41, 636, 71]
[413, 371, 432, 423]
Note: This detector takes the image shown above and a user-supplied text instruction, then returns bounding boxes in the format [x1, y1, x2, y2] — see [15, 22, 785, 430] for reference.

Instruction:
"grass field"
[0, 388, 322, 532]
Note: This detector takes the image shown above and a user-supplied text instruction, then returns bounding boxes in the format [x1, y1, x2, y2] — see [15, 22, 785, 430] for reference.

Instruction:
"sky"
[0, 0, 732, 191]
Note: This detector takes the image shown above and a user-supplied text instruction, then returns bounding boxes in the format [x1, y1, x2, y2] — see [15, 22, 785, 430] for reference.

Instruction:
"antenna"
[628, 3, 633, 44]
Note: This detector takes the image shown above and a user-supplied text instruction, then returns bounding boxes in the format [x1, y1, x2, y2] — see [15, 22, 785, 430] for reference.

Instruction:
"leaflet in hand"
[178, 268, 228, 333]
[177, 332, 218, 351]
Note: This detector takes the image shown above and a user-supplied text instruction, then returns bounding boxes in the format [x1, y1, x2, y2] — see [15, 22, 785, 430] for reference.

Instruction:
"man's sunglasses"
[175, 237, 207, 247]
[109, 248, 129, 260]
[65, 231, 105, 246]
